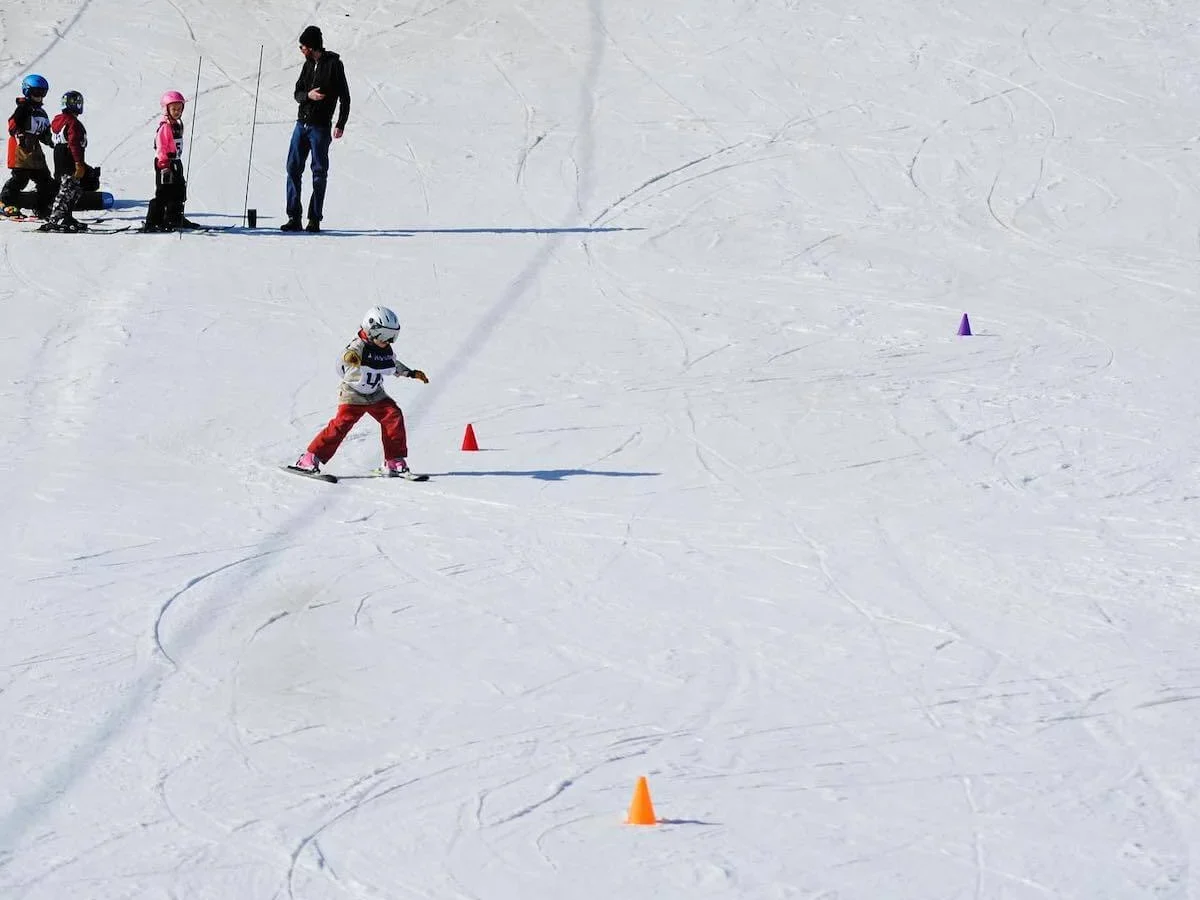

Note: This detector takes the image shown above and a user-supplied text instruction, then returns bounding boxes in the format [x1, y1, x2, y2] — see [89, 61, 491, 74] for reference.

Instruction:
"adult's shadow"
[191, 222, 644, 238]
[438, 468, 659, 481]
[396, 225, 643, 235]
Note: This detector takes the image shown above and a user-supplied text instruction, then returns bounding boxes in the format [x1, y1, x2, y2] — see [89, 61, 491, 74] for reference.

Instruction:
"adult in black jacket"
[283, 25, 350, 232]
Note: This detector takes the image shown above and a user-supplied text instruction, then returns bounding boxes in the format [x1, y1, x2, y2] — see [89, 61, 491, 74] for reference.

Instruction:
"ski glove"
[406, 369, 429, 383]
[73, 162, 87, 180]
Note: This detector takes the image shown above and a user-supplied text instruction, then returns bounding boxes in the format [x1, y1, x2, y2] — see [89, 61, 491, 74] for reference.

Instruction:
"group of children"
[6, 74, 426, 473]
[3, 73, 197, 232]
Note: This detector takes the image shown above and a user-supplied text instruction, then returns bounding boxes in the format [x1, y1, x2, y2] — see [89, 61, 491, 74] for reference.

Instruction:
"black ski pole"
[178, 56, 202, 240]
[185, 56, 201, 182]
[242, 45, 264, 228]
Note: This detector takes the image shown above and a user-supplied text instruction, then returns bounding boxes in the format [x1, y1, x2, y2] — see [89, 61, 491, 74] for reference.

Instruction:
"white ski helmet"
[362, 306, 401, 342]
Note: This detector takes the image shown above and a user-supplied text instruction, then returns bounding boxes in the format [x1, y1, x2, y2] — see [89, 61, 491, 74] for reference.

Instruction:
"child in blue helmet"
[1, 74, 56, 218]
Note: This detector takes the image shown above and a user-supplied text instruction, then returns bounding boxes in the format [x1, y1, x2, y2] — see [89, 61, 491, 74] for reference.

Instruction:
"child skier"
[1, 74, 55, 218]
[292, 306, 429, 478]
[142, 90, 199, 231]
[40, 90, 90, 232]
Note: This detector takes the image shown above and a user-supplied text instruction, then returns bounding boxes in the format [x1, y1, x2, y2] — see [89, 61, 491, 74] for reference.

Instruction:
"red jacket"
[50, 111, 87, 178]
[51, 112, 86, 165]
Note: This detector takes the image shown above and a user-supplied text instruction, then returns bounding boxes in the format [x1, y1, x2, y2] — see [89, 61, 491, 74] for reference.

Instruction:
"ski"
[180, 227, 236, 234]
[138, 224, 232, 234]
[7, 214, 113, 227]
[281, 465, 338, 483]
[36, 224, 132, 234]
[372, 468, 430, 482]
[281, 465, 428, 483]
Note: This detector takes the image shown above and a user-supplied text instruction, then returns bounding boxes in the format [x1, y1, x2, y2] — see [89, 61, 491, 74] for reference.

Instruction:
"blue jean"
[286, 122, 332, 222]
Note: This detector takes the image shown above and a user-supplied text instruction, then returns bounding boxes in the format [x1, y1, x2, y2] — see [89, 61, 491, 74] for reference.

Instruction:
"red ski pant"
[308, 398, 408, 463]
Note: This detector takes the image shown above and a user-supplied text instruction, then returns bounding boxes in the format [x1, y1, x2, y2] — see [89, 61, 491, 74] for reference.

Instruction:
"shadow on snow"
[433, 468, 660, 481]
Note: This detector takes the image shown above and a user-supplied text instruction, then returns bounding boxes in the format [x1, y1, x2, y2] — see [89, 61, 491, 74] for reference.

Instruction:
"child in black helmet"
[40, 90, 90, 232]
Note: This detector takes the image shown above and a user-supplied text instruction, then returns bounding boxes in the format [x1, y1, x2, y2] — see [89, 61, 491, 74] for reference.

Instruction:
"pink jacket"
[154, 115, 183, 169]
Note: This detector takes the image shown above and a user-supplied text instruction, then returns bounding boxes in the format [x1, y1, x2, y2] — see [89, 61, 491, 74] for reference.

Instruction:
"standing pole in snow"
[185, 56, 201, 182]
[242, 44, 264, 228]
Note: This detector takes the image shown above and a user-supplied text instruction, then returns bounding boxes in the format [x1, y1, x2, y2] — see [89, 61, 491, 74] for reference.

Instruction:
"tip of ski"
[282, 465, 338, 483]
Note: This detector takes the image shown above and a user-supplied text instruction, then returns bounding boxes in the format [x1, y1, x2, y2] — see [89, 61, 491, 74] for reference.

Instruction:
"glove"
[73, 162, 87, 180]
[407, 369, 429, 383]
[159, 165, 173, 185]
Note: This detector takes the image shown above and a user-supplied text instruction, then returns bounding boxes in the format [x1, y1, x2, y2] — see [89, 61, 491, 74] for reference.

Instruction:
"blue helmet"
[21, 74, 49, 98]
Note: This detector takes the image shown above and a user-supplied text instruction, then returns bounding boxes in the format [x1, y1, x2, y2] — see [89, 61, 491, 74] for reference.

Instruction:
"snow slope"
[2, 1, 1199, 897]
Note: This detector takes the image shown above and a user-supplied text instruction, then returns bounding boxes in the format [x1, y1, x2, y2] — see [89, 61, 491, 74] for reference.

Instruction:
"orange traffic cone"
[625, 776, 658, 825]
[461, 423, 479, 451]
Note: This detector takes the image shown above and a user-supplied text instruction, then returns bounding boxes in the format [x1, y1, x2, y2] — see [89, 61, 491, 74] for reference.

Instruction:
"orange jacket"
[6, 97, 51, 170]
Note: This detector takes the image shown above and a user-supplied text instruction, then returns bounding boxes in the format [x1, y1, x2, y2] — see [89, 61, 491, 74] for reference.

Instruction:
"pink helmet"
[160, 90, 186, 109]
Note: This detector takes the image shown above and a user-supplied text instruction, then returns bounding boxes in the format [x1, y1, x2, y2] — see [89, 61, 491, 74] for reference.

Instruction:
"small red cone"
[461, 424, 479, 451]
[957, 313, 972, 336]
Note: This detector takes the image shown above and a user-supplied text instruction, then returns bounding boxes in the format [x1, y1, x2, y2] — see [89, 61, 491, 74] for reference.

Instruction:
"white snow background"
[2, 1, 1200, 897]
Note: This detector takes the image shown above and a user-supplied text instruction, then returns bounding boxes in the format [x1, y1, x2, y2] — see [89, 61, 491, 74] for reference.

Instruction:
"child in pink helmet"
[142, 90, 199, 231]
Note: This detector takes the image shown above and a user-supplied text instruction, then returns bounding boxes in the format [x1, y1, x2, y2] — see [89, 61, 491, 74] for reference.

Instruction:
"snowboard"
[7, 190, 112, 211]
[77, 191, 115, 211]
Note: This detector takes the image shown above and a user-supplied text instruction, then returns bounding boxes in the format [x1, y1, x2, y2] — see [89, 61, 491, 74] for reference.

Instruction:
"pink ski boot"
[294, 451, 321, 473]
[382, 457, 410, 477]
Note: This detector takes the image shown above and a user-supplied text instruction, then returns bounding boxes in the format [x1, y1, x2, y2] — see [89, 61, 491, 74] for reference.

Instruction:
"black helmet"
[61, 90, 84, 114]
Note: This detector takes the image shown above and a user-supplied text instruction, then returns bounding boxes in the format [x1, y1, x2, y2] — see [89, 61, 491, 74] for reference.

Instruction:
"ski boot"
[293, 451, 321, 474]
[381, 458, 410, 477]
[38, 216, 87, 233]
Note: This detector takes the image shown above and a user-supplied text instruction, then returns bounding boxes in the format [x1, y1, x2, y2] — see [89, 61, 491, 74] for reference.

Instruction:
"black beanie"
[299, 25, 323, 50]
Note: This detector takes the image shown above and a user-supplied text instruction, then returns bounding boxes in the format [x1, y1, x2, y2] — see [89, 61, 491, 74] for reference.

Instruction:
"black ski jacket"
[293, 51, 351, 130]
